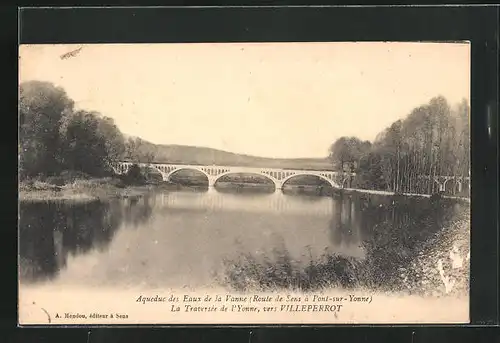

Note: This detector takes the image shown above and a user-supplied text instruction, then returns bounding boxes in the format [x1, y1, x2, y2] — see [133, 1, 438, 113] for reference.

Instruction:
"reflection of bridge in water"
[111, 162, 355, 190]
[157, 191, 337, 216]
[156, 191, 364, 257]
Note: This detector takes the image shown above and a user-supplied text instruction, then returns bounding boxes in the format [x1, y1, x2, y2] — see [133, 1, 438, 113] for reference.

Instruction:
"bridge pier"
[206, 186, 217, 194]
[161, 172, 169, 182]
[208, 178, 216, 188]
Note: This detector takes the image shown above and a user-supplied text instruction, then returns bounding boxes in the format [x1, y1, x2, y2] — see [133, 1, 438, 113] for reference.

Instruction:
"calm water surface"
[19, 188, 464, 290]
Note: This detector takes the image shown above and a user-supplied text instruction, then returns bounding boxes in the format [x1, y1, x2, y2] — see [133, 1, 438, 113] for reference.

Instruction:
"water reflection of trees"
[222, 193, 463, 293]
[329, 193, 360, 247]
[19, 196, 154, 283]
[123, 195, 155, 227]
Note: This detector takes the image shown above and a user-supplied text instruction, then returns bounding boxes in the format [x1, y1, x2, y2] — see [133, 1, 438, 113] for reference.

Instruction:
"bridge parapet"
[416, 174, 470, 194]
[417, 175, 470, 184]
[112, 161, 355, 191]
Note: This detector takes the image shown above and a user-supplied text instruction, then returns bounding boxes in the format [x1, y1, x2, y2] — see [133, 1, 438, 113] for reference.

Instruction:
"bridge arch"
[167, 167, 210, 184]
[428, 177, 443, 194]
[280, 172, 340, 189]
[212, 171, 278, 189]
[111, 162, 134, 175]
[341, 177, 351, 188]
[443, 177, 461, 195]
[460, 178, 470, 197]
[145, 164, 168, 178]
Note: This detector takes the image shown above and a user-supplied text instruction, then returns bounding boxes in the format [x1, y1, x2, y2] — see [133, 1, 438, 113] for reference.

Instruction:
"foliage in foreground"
[221, 204, 470, 297]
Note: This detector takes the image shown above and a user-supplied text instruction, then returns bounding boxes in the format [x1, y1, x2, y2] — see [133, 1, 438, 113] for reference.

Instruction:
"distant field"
[128, 142, 336, 171]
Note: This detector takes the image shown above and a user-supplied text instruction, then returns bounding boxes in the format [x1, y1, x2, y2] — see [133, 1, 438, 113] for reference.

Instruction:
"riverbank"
[18, 176, 182, 202]
[402, 208, 470, 296]
[19, 176, 471, 204]
[19, 178, 145, 202]
[219, 200, 470, 297]
[342, 187, 470, 203]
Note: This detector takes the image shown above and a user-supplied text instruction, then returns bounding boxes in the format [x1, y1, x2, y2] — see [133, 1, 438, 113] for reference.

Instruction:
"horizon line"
[124, 136, 332, 161]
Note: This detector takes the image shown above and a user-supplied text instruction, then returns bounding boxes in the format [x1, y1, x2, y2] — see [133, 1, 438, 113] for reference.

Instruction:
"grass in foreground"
[220, 209, 470, 297]
[18, 171, 154, 202]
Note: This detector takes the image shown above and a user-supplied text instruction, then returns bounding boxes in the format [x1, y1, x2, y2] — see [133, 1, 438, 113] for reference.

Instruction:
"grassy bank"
[219, 204, 470, 297]
[401, 208, 470, 296]
[342, 187, 470, 204]
[18, 177, 155, 202]
[17, 167, 194, 202]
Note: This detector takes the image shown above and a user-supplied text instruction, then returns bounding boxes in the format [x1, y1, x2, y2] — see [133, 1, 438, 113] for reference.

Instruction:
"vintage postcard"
[18, 42, 470, 325]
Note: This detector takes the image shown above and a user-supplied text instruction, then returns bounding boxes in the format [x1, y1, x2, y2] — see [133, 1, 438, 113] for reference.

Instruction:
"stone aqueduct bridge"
[417, 175, 470, 193]
[112, 162, 470, 195]
[111, 162, 355, 189]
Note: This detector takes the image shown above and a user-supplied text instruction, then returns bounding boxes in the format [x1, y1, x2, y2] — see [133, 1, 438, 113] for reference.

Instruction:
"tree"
[59, 111, 127, 176]
[19, 81, 74, 177]
[329, 137, 371, 172]
[59, 111, 107, 175]
[95, 116, 126, 165]
[344, 96, 470, 196]
[124, 163, 145, 184]
[356, 150, 386, 190]
[19, 81, 127, 179]
[124, 137, 157, 163]
[454, 99, 470, 179]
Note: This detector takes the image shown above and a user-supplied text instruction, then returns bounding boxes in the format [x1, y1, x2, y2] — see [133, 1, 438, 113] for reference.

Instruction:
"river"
[19, 187, 468, 294]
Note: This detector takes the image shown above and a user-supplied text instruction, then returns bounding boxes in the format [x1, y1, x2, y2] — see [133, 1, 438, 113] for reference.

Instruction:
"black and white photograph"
[18, 42, 470, 324]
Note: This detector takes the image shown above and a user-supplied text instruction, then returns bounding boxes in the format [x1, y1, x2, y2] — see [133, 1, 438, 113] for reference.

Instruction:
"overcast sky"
[19, 42, 470, 159]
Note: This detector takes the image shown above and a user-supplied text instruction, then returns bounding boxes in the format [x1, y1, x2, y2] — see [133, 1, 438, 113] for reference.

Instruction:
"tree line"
[329, 96, 470, 196]
[19, 81, 470, 195]
[19, 81, 155, 180]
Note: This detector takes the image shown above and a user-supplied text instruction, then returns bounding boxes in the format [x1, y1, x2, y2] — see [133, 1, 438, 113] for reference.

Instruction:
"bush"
[120, 164, 147, 185]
